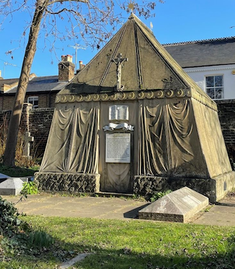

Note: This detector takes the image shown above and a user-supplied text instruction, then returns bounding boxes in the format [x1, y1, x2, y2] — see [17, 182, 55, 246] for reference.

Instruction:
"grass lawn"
[0, 163, 39, 177]
[1, 216, 235, 269]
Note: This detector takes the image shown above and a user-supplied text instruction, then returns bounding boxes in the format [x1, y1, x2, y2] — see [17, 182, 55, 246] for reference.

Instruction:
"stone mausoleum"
[35, 14, 235, 202]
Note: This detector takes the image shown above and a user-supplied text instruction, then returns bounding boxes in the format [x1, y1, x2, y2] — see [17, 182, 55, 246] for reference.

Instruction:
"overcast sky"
[0, 0, 235, 79]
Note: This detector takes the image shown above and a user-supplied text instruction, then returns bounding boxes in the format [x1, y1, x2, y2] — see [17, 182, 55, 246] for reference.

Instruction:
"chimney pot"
[61, 55, 73, 63]
[79, 60, 85, 70]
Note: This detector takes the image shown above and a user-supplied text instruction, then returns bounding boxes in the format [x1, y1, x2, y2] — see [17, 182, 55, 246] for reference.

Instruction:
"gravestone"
[23, 131, 34, 159]
[139, 187, 209, 223]
[0, 178, 24, 195]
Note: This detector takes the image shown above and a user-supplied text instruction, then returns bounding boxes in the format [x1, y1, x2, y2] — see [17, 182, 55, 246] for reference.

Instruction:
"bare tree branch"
[46, 7, 75, 14]
[48, 0, 88, 6]
[0, 0, 159, 166]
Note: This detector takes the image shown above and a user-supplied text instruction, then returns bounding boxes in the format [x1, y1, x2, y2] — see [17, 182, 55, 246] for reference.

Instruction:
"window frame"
[205, 75, 224, 100]
[27, 96, 39, 108]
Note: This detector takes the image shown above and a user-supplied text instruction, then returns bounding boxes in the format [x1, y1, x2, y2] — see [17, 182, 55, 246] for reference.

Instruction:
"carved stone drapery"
[40, 104, 98, 174]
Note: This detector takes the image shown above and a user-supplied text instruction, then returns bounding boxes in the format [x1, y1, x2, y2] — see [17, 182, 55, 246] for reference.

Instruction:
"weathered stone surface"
[211, 171, 235, 202]
[139, 187, 209, 223]
[34, 172, 100, 193]
[133, 175, 235, 203]
[0, 178, 24, 195]
[133, 176, 170, 199]
[133, 175, 212, 200]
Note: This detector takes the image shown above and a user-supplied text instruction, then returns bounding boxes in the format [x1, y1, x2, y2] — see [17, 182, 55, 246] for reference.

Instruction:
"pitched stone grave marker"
[0, 178, 24, 195]
[139, 187, 209, 223]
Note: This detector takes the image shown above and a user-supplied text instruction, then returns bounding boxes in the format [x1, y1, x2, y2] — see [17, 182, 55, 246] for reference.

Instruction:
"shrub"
[0, 196, 30, 237]
[150, 190, 172, 202]
[21, 181, 39, 196]
[28, 230, 54, 248]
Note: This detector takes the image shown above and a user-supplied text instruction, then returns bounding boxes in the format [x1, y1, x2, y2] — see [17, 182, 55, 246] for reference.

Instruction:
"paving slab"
[3, 193, 149, 220]
[193, 194, 235, 226]
[2, 192, 235, 226]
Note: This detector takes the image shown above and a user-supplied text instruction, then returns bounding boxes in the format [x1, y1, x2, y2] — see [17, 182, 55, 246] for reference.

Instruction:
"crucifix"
[112, 53, 128, 91]
[23, 131, 34, 159]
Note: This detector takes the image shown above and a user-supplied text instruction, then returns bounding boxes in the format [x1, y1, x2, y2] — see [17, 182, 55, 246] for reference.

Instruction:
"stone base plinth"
[134, 172, 235, 203]
[210, 171, 235, 202]
[34, 172, 100, 193]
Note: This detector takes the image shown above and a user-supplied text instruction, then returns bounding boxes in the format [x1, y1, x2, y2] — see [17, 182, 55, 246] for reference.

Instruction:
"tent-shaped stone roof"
[57, 13, 215, 110]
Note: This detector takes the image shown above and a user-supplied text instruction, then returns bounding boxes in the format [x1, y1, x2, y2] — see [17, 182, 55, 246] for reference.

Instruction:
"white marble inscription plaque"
[109, 105, 129, 121]
[106, 133, 130, 163]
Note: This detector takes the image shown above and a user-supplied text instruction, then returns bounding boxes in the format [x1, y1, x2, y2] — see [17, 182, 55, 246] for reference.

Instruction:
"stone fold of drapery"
[40, 105, 98, 174]
[138, 99, 196, 177]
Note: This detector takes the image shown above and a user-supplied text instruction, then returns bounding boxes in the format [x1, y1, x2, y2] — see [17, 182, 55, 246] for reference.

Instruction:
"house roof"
[164, 37, 235, 68]
[0, 78, 18, 88]
[1, 75, 67, 94]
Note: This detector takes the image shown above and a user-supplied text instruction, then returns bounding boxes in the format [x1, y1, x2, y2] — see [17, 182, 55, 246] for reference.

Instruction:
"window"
[205, 75, 223, 99]
[27, 96, 38, 108]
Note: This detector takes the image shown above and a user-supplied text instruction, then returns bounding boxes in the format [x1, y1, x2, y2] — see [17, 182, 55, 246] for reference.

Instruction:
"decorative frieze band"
[55, 88, 191, 103]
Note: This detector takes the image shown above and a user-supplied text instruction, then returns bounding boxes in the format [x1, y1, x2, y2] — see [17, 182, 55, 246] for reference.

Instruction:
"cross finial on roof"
[128, 2, 135, 12]
[111, 53, 128, 91]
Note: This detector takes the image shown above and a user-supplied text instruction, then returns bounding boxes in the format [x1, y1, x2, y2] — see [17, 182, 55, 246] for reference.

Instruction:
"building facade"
[164, 37, 235, 100]
[0, 55, 75, 111]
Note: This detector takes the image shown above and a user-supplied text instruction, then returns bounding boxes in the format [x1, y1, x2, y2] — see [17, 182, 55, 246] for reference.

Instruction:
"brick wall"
[0, 106, 54, 159]
[2, 96, 15, 111]
[1, 92, 58, 111]
[216, 100, 235, 163]
[29, 108, 54, 157]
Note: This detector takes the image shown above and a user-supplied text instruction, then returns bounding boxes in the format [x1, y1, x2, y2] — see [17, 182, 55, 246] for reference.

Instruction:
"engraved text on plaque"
[106, 133, 131, 163]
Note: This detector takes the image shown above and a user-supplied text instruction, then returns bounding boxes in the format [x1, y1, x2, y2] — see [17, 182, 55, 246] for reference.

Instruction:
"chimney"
[58, 55, 75, 82]
[79, 61, 85, 70]
[0, 70, 3, 79]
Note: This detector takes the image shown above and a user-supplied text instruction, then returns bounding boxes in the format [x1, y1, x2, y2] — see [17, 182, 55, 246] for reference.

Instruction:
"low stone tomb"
[0, 178, 24, 195]
[139, 187, 209, 223]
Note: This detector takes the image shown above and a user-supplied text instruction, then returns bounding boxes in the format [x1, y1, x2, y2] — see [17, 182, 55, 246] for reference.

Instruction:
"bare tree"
[0, 0, 158, 166]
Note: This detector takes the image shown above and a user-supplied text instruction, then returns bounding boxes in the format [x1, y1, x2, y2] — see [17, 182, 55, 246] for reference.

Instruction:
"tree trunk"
[3, 0, 48, 166]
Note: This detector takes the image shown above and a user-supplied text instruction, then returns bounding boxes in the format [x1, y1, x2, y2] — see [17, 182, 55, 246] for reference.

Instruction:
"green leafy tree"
[0, 0, 158, 167]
